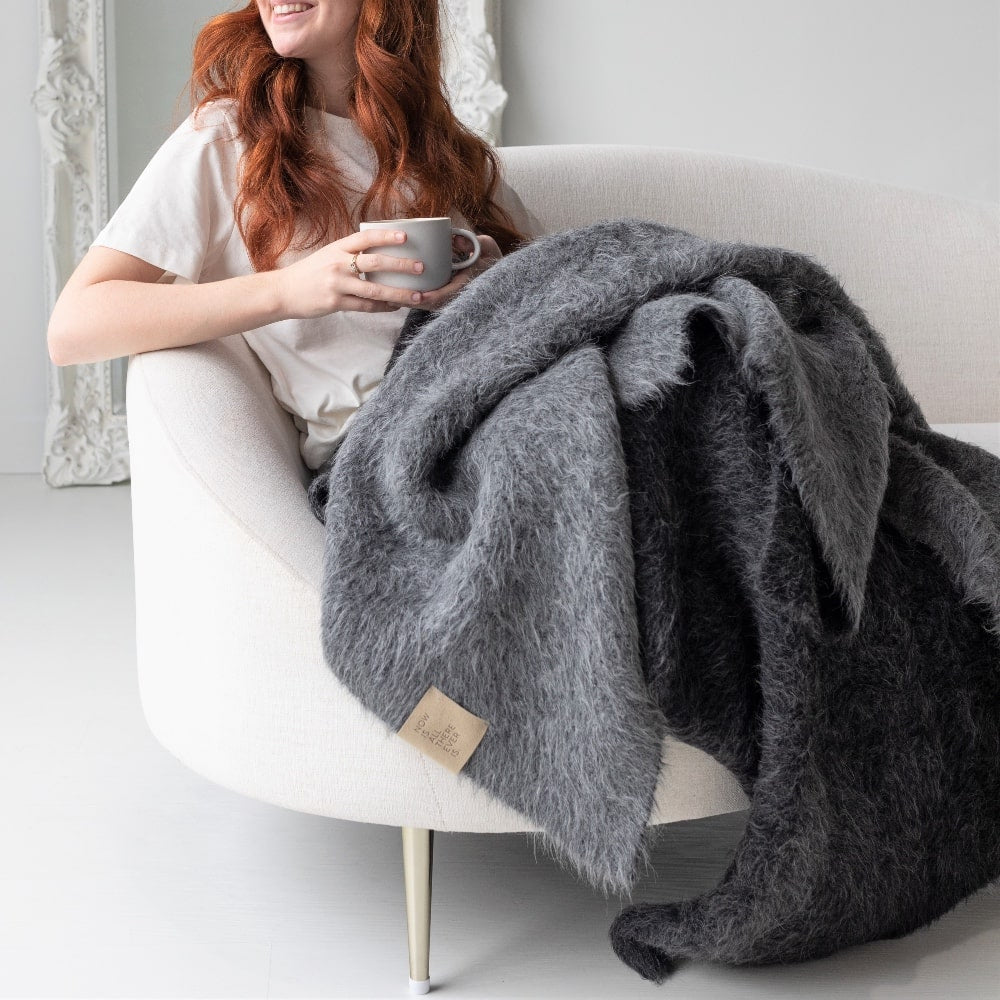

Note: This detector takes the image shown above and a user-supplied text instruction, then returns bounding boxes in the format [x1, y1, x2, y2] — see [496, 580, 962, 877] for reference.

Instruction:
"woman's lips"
[272, 4, 315, 24]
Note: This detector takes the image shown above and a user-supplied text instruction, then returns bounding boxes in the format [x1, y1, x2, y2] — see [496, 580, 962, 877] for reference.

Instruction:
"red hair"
[188, 0, 530, 273]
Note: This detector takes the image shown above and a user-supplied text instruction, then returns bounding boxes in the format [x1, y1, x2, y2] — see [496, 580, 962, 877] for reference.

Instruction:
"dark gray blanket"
[307, 218, 1000, 981]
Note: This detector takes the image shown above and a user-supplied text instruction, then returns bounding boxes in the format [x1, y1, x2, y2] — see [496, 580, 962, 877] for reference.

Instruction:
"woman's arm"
[48, 231, 424, 367]
[47, 246, 285, 367]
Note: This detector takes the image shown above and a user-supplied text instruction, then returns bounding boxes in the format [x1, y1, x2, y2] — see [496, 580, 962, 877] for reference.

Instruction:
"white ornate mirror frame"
[34, 0, 506, 487]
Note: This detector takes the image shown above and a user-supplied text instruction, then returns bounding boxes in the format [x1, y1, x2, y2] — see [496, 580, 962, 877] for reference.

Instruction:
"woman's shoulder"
[183, 96, 241, 143]
[137, 97, 243, 191]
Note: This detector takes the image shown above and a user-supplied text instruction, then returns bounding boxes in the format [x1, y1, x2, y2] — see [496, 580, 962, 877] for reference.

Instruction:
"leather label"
[398, 684, 489, 774]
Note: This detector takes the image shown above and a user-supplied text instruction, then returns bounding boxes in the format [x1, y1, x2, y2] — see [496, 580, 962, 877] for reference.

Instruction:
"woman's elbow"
[47, 306, 79, 367]
[47, 317, 70, 367]
[47, 295, 93, 367]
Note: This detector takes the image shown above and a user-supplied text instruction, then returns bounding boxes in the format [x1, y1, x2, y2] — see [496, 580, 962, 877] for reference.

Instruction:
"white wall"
[4, 0, 997, 473]
[112, 0, 233, 202]
[500, 0, 999, 204]
[2, 5, 45, 473]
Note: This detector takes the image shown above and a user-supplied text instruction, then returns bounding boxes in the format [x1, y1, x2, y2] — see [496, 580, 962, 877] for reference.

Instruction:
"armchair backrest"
[498, 143, 999, 423]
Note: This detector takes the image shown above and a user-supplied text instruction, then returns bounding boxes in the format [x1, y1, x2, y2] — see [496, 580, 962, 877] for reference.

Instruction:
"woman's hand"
[410, 234, 503, 312]
[274, 228, 427, 319]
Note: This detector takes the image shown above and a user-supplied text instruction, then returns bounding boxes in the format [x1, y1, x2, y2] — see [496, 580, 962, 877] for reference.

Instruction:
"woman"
[47, 0, 535, 471]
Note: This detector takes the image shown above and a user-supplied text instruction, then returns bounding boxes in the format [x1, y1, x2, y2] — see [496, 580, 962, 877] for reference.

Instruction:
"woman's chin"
[264, 28, 313, 59]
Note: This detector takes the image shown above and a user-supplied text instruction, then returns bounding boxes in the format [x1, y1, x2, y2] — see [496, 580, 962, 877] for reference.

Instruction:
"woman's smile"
[257, 0, 362, 73]
[272, 3, 316, 24]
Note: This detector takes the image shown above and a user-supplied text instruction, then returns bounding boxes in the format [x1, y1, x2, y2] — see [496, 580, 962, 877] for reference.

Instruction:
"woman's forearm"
[48, 270, 285, 367]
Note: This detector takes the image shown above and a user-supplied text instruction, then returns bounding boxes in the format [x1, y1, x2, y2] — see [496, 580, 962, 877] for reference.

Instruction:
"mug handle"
[450, 228, 482, 270]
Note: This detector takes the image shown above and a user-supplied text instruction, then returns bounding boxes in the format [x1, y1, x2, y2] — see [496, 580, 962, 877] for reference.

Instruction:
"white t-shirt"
[92, 96, 536, 470]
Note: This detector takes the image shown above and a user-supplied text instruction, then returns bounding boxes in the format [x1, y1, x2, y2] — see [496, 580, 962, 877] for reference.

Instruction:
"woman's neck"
[305, 55, 356, 119]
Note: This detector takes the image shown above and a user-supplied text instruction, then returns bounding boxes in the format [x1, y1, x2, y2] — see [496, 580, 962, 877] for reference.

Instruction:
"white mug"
[358, 217, 481, 292]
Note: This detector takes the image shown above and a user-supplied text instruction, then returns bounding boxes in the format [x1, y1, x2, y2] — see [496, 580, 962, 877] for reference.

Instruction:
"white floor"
[3, 470, 1000, 1000]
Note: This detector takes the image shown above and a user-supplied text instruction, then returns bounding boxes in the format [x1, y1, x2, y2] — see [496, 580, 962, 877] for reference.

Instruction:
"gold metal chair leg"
[401, 826, 433, 994]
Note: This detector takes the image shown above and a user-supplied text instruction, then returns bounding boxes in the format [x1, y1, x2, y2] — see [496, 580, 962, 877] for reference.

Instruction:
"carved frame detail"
[35, 0, 506, 487]
[34, 0, 126, 487]
[442, 0, 507, 144]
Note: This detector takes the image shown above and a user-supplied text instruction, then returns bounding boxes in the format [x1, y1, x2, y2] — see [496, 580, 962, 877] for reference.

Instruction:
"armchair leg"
[401, 826, 434, 994]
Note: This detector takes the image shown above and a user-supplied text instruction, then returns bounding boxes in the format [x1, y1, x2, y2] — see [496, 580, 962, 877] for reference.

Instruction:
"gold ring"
[350, 252, 366, 279]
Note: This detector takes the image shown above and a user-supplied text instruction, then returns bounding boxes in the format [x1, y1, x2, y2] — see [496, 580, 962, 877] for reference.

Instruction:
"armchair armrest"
[127, 333, 325, 589]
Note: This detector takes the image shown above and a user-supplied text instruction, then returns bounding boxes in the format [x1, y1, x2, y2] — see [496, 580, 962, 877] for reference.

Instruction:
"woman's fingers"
[343, 274, 423, 305]
[354, 250, 425, 277]
[332, 230, 425, 303]
[337, 293, 404, 312]
[338, 228, 409, 255]
[328, 227, 501, 312]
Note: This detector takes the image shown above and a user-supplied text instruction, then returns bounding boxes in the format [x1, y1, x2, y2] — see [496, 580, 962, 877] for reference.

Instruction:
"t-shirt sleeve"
[91, 101, 241, 283]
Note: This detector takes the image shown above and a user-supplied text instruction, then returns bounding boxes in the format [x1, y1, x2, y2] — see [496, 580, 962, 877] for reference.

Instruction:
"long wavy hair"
[186, 0, 530, 273]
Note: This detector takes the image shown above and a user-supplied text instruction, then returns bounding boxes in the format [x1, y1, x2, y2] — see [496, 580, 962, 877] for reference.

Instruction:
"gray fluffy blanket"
[306, 218, 1000, 981]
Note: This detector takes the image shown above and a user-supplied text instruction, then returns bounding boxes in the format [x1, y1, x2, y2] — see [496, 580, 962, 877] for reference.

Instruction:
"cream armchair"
[125, 143, 999, 994]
